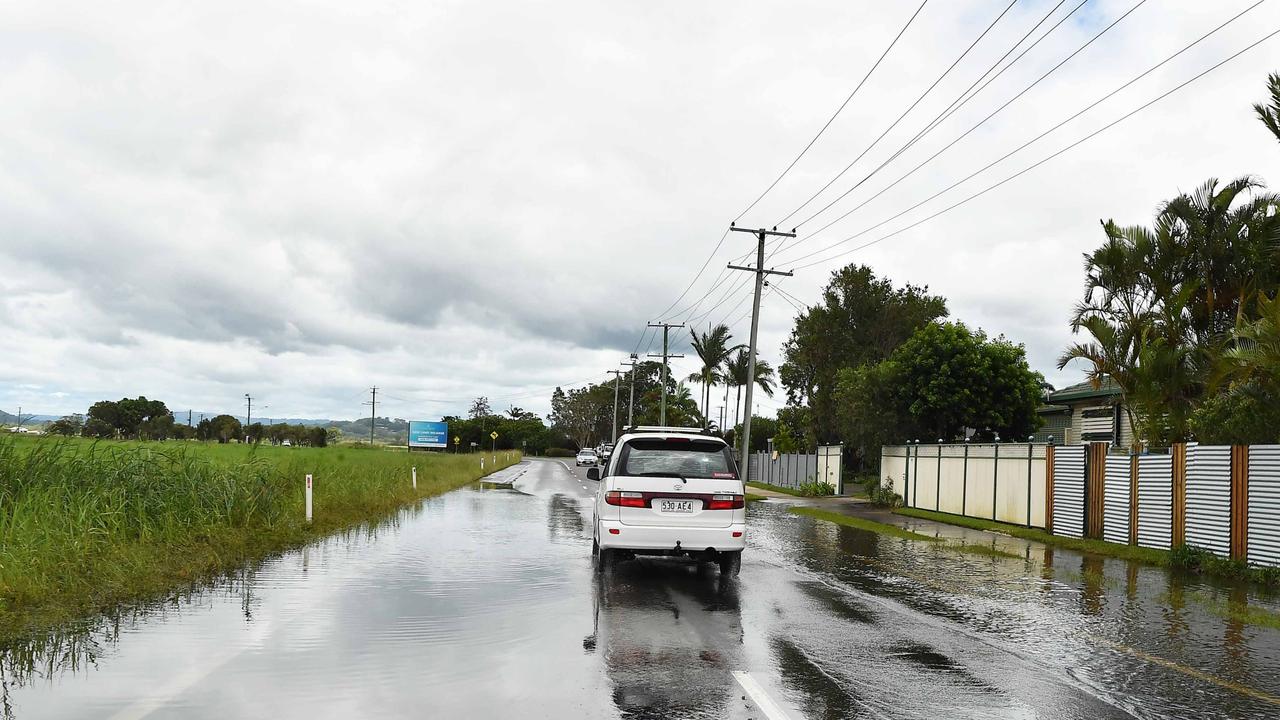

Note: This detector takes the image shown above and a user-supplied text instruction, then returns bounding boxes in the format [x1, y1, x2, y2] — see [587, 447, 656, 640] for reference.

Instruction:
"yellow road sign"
[490, 431, 499, 440]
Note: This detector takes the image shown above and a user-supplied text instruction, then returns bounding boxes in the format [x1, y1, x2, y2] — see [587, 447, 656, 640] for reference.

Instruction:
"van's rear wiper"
[635, 472, 689, 484]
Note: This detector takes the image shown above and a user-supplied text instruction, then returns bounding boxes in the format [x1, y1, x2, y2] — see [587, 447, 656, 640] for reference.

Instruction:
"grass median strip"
[0, 435, 521, 641]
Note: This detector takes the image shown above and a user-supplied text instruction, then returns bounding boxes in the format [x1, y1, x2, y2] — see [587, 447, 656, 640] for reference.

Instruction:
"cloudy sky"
[2, 0, 1279, 423]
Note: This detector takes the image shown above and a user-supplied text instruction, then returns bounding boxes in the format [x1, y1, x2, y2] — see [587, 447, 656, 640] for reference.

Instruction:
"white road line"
[732, 671, 795, 720]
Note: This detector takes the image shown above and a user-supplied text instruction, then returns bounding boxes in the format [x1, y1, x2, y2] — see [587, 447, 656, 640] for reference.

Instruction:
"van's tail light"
[605, 491, 646, 508]
[707, 494, 744, 510]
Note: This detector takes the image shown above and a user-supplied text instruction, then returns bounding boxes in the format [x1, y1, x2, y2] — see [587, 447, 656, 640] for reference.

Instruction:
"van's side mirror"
[587, 467, 600, 481]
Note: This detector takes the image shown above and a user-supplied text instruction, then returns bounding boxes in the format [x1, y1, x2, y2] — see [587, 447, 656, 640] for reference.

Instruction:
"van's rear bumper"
[597, 519, 745, 552]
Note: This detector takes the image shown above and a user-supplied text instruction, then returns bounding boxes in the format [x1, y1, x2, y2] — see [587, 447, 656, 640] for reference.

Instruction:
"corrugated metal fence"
[1248, 445, 1280, 567]
[880, 441, 1280, 567]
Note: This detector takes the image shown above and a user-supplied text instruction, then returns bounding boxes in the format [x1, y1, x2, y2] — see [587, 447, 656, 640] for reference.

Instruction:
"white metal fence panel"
[1103, 454, 1130, 545]
[1136, 454, 1173, 550]
[880, 446, 908, 497]
[1053, 445, 1086, 538]
[1248, 445, 1280, 567]
[1185, 445, 1232, 557]
[817, 445, 843, 494]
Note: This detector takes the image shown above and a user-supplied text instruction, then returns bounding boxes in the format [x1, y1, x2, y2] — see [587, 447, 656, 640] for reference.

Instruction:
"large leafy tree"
[780, 265, 947, 442]
[837, 322, 1043, 455]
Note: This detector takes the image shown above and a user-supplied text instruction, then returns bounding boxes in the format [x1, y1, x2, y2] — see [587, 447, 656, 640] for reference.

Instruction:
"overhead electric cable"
[781, 0, 1150, 246]
[732, 0, 930, 222]
[775, 0, 1019, 228]
[785, 25, 1280, 272]
[777, 0, 1267, 268]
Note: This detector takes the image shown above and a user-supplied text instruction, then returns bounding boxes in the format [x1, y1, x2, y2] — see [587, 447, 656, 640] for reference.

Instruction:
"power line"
[777, 0, 1150, 252]
[788, 0, 1086, 234]
[786, 24, 1280, 272]
[732, 0, 930, 222]
[778, 2, 1269, 269]
[775, 0, 1019, 228]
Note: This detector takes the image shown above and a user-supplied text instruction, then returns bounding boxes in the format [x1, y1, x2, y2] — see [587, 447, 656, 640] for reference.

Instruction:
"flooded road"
[4, 458, 1280, 718]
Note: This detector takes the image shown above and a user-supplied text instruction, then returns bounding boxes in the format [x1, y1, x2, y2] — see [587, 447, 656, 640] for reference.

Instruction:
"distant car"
[281, 439, 292, 447]
[576, 449, 599, 466]
[8, 427, 30, 434]
[600, 444, 613, 463]
[589, 426, 744, 576]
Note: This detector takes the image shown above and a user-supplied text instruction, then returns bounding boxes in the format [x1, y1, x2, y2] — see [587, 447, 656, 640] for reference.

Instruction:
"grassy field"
[0, 435, 519, 640]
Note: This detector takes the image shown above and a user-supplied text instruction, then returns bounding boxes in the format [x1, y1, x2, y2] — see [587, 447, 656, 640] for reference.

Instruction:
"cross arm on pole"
[726, 264, 794, 277]
[729, 224, 797, 239]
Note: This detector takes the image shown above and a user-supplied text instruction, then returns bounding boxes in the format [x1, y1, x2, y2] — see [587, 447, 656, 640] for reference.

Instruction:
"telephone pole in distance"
[365, 387, 378, 445]
[606, 370, 623, 442]
[646, 322, 684, 426]
[728, 223, 794, 483]
[620, 353, 638, 428]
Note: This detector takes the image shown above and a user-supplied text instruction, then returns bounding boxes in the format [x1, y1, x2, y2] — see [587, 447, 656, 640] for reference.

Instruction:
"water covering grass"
[0, 435, 519, 639]
[790, 506, 1022, 560]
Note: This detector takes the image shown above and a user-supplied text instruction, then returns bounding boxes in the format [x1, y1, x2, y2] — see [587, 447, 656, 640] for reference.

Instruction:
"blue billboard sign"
[408, 420, 448, 448]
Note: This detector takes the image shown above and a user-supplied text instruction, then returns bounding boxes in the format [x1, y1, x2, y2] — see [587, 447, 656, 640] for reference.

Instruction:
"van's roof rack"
[622, 425, 717, 436]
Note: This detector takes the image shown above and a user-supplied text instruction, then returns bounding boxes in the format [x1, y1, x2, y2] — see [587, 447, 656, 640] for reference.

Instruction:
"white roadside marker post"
[481, 456, 485, 471]
[412, 466, 417, 490]
[305, 474, 313, 523]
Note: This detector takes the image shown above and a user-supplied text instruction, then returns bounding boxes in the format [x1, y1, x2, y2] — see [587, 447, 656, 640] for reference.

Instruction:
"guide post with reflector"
[305, 474, 313, 523]
[412, 466, 417, 490]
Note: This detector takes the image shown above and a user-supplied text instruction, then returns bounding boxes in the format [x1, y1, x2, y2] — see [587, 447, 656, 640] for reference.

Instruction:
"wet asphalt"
[5, 458, 1280, 719]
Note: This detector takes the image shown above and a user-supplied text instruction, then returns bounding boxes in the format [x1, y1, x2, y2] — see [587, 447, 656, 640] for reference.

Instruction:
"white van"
[588, 427, 745, 576]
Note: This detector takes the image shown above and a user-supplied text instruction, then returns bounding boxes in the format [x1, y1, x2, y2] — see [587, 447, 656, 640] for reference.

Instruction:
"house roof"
[1037, 404, 1069, 414]
[1046, 378, 1123, 403]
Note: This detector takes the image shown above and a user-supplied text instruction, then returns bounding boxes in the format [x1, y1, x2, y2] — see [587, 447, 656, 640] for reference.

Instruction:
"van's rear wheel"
[594, 543, 615, 574]
[718, 551, 741, 577]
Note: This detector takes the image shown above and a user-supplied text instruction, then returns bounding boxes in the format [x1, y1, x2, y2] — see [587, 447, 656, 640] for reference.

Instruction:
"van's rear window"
[618, 439, 736, 479]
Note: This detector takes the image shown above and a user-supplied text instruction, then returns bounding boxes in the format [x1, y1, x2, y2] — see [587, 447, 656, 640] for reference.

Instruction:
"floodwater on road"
[3, 458, 1280, 719]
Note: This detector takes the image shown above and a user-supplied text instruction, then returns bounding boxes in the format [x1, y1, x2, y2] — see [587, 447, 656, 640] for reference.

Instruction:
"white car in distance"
[588, 427, 745, 576]
[576, 448, 599, 466]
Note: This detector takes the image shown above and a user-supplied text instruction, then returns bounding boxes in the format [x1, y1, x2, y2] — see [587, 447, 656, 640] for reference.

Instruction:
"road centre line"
[733, 671, 796, 720]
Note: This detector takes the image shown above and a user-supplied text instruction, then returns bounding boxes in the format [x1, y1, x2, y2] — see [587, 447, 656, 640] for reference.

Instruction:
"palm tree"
[724, 349, 775, 430]
[1255, 72, 1280, 145]
[688, 324, 742, 428]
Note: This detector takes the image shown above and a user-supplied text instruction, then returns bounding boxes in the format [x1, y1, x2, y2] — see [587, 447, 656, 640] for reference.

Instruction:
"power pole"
[188, 409, 192, 427]
[607, 370, 623, 442]
[244, 395, 252, 428]
[646, 322, 684, 426]
[621, 353, 638, 428]
[365, 386, 378, 444]
[728, 223, 794, 482]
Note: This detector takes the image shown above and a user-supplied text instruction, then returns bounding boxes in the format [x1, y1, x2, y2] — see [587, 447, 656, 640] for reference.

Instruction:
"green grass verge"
[895, 507, 1280, 589]
[895, 507, 1167, 564]
[789, 507, 1021, 559]
[790, 507, 938, 543]
[746, 481, 807, 497]
[0, 435, 520, 640]
[745, 493, 768, 503]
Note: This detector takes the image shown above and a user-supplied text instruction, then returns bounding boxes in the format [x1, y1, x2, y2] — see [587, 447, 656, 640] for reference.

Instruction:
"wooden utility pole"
[607, 370, 623, 443]
[728, 223, 794, 483]
[621, 353, 639, 428]
[366, 386, 378, 444]
[647, 322, 685, 425]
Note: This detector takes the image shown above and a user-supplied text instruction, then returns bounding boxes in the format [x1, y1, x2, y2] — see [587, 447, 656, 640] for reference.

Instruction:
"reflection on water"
[585, 560, 745, 719]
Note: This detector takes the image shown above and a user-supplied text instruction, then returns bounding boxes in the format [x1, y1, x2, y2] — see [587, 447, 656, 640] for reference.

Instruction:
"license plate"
[658, 499, 698, 513]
